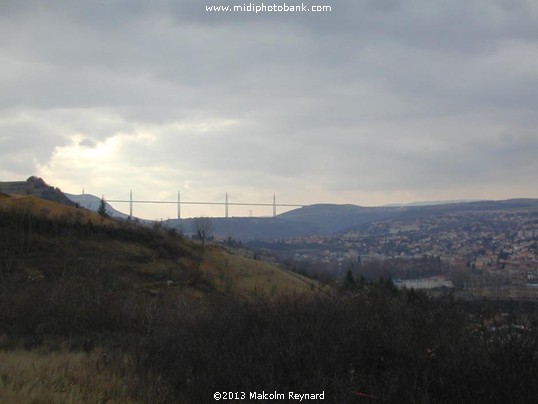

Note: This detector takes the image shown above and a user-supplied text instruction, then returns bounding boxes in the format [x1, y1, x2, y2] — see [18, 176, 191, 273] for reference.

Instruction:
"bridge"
[103, 191, 305, 219]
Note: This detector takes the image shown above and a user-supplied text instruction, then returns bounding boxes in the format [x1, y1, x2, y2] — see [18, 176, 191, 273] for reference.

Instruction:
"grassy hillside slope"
[0, 194, 321, 402]
[0, 195, 316, 300]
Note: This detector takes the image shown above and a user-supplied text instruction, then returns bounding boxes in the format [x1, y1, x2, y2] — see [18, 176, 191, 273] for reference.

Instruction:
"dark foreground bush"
[2, 270, 538, 403]
[136, 286, 538, 403]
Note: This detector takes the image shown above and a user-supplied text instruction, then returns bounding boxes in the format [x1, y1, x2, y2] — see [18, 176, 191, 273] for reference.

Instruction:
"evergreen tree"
[97, 197, 108, 217]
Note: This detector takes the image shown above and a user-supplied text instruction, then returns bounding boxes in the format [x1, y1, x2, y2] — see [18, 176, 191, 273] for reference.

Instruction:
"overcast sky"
[1, 0, 538, 219]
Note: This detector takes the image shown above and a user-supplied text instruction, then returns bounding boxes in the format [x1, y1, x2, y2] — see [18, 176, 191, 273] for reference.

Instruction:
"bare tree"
[192, 217, 213, 251]
[449, 265, 472, 290]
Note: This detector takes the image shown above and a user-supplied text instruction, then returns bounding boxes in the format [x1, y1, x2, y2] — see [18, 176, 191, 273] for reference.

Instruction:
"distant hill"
[383, 199, 480, 207]
[66, 193, 131, 220]
[165, 216, 320, 241]
[0, 176, 76, 207]
[280, 199, 538, 234]
[277, 203, 402, 234]
[165, 199, 538, 241]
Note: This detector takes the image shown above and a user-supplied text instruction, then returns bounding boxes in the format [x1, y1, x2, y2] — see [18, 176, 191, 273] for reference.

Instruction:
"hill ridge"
[0, 176, 76, 207]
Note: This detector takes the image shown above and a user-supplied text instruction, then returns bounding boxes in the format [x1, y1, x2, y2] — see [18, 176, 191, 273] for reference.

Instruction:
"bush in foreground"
[137, 285, 538, 403]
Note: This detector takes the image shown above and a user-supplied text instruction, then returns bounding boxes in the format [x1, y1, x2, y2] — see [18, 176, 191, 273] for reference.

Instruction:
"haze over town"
[1, 1, 538, 219]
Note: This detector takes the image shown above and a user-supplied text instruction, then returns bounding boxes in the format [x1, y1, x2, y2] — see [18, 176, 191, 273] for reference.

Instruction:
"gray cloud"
[79, 138, 96, 148]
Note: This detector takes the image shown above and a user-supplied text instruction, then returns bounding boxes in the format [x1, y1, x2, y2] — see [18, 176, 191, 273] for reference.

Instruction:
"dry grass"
[0, 195, 117, 226]
[201, 247, 323, 297]
[0, 349, 145, 404]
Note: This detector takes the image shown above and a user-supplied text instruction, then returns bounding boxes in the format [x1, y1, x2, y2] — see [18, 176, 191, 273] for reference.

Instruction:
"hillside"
[0, 176, 76, 207]
[0, 194, 317, 303]
[0, 193, 322, 401]
[280, 199, 538, 234]
[278, 203, 401, 233]
[66, 192, 131, 220]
